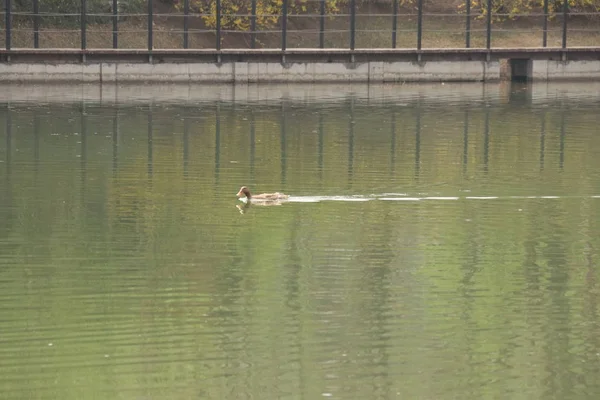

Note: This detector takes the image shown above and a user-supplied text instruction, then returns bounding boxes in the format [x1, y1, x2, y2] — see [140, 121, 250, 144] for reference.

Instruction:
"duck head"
[237, 186, 251, 199]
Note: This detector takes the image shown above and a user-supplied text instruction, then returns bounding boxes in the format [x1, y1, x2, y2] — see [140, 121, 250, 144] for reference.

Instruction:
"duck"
[236, 186, 289, 202]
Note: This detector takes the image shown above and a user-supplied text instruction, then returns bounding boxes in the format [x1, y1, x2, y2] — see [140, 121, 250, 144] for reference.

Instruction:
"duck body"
[236, 186, 289, 202]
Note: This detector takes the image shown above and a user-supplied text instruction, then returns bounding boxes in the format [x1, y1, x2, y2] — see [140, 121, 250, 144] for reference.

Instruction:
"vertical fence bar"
[183, 0, 189, 48]
[465, 0, 470, 48]
[216, 0, 221, 50]
[251, 0, 257, 49]
[486, 0, 492, 49]
[417, 0, 422, 50]
[562, 0, 568, 49]
[281, 0, 287, 51]
[319, 0, 325, 48]
[392, 0, 398, 48]
[112, 0, 118, 48]
[6, 0, 11, 50]
[542, 0, 548, 47]
[148, 0, 153, 50]
[350, 0, 356, 50]
[33, 0, 39, 48]
[81, 0, 87, 50]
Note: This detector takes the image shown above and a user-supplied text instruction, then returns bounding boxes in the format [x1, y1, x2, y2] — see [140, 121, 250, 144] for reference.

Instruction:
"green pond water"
[1, 82, 600, 400]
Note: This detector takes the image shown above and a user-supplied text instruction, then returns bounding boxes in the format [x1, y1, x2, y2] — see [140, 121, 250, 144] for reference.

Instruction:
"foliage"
[174, 0, 342, 30]
[7, 0, 600, 30]
[458, 0, 600, 20]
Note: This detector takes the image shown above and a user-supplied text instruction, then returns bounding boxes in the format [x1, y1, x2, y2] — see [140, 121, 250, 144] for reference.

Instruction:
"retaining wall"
[1, 48, 599, 83]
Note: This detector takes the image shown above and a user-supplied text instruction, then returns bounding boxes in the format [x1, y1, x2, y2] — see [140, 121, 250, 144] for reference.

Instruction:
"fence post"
[465, 0, 470, 48]
[81, 0, 87, 50]
[319, 0, 325, 49]
[542, 0, 548, 47]
[5, 0, 11, 50]
[417, 0, 422, 50]
[350, 0, 356, 50]
[33, 0, 39, 48]
[251, 0, 257, 49]
[282, 0, 287, 51]
[392, 0, 398, 48]
[562, 0, 568, 48]
[216, 0, 221, 50]
[148, 0, 153, 50]
[183, 0, 189, 49]
[486, 0, 492, 49]
[112, 0, 118, 48]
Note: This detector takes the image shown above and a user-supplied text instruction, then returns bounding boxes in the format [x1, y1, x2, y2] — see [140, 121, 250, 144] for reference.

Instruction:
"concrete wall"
[532, 60, 600, 81]
[1, 59, 599, 83]
[0, 61, 501, 83]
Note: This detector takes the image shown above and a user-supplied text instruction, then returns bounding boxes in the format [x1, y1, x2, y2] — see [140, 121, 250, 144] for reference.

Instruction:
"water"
[1, 82, 600, 399]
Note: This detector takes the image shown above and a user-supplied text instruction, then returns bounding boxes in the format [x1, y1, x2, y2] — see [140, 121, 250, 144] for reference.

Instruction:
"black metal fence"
[1, 0, 598, 51]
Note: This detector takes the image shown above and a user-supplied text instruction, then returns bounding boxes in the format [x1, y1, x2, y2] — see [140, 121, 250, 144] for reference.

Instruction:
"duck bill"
[236, 190, 244, 198]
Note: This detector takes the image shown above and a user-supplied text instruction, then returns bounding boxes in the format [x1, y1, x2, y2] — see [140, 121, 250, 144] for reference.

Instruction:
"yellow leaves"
[456, 0, 600, 20]
[173, 0, 600, 31]
[174, 0, 345, 32]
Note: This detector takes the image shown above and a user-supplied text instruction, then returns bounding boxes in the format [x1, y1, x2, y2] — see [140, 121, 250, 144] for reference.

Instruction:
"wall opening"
[510, 59, 532, 82]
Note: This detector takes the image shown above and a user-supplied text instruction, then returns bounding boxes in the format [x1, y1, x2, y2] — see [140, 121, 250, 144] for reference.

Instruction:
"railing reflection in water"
[1, 88, 571, 196]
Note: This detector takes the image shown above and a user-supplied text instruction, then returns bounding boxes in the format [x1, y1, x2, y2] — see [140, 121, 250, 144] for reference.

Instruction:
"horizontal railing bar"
[13, 27, 576, 34]
[490, 12, 583, 17]
[0, 29, 589, 34]
[10, 11, 600, 18]
[3, 46, 600, 53]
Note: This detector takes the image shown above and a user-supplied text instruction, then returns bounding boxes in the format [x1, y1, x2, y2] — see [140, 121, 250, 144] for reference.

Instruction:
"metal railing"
[1, 0, 598, 51]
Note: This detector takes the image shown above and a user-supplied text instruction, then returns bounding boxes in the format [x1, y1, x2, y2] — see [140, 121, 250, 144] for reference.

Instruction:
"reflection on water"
[1, 82, 600, 400]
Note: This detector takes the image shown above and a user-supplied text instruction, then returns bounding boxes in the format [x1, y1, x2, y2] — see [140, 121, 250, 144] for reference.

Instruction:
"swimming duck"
[236, 186, 289, 201]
